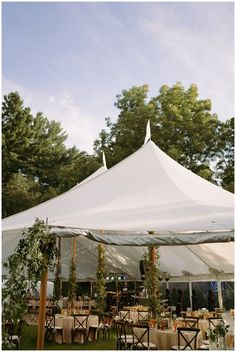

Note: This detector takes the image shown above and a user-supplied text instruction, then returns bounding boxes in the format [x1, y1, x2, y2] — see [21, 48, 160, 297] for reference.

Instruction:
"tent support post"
[73, 238, 76, 264]
[36, 270, 48, 350]
[217, 281, 223, 309]
[189, 281, 193, 311]
[72, 238, 77, 307]
[58, 237, 62, 298]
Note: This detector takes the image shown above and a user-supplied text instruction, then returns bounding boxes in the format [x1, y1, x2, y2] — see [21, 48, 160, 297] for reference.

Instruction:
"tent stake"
[36, 270, 48, 350]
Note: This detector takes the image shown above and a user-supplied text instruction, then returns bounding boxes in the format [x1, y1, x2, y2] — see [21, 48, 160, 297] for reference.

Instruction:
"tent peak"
[102, 151, 107, 169]
[143, 120, 151, 145]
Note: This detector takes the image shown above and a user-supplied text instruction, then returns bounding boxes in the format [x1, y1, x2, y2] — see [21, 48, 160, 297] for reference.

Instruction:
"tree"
[94, 83, 223, 184]
[2, 172, 41, 218]
[2, 92, 101, 217]
[94, 85, 156, 167]
[152, 83, 219, 178]
[215, 118, 234, 192]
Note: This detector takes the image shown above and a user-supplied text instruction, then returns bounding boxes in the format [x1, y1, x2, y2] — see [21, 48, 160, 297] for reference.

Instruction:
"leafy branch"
[2, 219, 57, 347]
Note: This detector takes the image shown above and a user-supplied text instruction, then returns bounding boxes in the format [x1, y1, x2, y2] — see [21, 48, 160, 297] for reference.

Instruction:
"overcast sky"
[2, 2, 234, 153]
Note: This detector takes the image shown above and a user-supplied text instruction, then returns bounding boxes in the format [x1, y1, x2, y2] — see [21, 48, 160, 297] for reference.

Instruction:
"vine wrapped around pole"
[96, 243, 106, 311]
[144, 244, 163, 320]
[68, 239, 77, 307]
[2, 219, 57, 350]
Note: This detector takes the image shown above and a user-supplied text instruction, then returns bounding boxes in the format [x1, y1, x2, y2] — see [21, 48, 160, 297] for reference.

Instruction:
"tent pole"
[73, 238, 76, 264]
[189, 281, 193, 311]
[36, 270, 48, 350]
[58, 237, 62, 298]
[73, 238, 77, 306]
[217, 281, 223, 309]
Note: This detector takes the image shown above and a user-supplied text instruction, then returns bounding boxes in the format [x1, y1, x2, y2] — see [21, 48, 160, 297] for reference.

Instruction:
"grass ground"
[19, 324, 117, 350]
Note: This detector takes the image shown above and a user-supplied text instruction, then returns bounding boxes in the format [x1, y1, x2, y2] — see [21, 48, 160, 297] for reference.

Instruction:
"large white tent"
[2, 139, 234, 281]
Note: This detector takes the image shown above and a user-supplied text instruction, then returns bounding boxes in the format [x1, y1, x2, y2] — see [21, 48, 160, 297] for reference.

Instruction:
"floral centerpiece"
[208, 319, 230, 350]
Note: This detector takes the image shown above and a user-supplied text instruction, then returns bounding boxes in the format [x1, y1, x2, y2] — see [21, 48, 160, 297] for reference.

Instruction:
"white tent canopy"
[3, 140, 234, 235]
[2, 140, 234, 281]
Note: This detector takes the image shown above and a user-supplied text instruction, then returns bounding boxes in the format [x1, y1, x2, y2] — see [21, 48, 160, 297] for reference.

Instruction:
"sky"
[2, 1, 234, 153]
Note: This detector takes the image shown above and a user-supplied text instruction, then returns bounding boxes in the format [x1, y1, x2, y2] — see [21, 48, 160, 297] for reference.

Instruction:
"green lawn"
[19, 324, 117, 350]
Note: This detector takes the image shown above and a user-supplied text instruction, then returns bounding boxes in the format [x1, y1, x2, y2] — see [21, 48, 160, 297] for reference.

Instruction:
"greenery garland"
[143, 245, 163, 319]
[2, 219, 57, 349]
[53, 238, 62, 301]
[67, 254, 77, 305]
[95, 244, 106, 311]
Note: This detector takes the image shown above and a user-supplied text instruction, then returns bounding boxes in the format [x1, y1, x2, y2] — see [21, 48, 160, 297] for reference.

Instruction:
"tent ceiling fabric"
[2, 140, 234, 281]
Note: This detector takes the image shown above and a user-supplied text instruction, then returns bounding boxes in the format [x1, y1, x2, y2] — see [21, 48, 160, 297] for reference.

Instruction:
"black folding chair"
[183, 317, 199, 328]
[71, 314, 89, 343]
[45, 314, 63, 343]
[171, 327, 200, 350]
[130, 323, 157, 350]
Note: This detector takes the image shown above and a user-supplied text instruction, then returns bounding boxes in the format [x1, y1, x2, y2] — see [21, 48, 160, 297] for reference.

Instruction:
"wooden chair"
[171, 327, 200, 350]
[183, 317, 199, 328]
[100, 313, 113, 341]
[5, 319, 24, 350]
[115, 320, 133, 350]
[207, 317, 222, 330]
[88, 313, 112, 342]
[130, 323, 157, 350]
[138, 311, 150, 323]
[120, 310, 131, 321]
[45, 314, 63, 343]
[71, 314, 89, 343]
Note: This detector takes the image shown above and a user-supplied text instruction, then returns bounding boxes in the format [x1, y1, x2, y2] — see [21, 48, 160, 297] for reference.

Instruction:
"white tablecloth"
[55, 315, 98, 344]
[134, 327, 203, 350]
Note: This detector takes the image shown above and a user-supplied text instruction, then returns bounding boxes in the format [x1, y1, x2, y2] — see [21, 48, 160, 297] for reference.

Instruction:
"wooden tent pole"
[217, 281, 223, 309]
[58, 237, 62, 298]
[73, 238, 77, 306]
[36, 270, 48, 350]
[189, 281, 193, 311]
[73, 238, 76, 264]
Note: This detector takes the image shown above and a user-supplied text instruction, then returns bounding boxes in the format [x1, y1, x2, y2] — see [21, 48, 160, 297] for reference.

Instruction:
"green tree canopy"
[215, 117, 234, 192]
[2, 92, 101, 217]
[94, 83, 233, 190]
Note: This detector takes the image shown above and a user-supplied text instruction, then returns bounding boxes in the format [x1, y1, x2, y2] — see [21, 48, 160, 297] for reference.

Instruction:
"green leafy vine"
[95, 244, 106, 311]
[68, 255, 77, 304]
[143, 245, 163, 319]
[2, 219, 57, 348]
